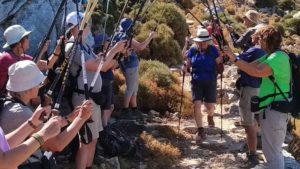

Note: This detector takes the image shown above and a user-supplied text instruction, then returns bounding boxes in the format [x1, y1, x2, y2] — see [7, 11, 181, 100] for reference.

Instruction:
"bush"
[114, 60, 193, 116]
[284, 18, 300, 35]
[144, 2, 188, 47]
[278, 0, 295, 11]
[135, 20, 182, 66]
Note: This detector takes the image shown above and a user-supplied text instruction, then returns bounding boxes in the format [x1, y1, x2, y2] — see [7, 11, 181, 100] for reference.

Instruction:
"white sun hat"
[6, 60, 45, 92]
[66, 11, 84, 34]
[3, 25, 31, 48]
[193, 28, 212, 42]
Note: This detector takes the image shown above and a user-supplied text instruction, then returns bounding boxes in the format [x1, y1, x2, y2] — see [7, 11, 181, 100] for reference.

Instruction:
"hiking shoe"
[241, 153, 259, 168]
[196, 127, 206, 143]
[207, 115, 215, 128]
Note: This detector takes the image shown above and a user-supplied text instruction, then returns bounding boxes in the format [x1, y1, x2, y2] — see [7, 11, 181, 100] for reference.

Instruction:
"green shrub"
[278, 0, 295, 11]
[136, 20, 182, 66]
[284, 18, 300, 35]
[144, 2, 188, 47]
[114, 60, 193, 115]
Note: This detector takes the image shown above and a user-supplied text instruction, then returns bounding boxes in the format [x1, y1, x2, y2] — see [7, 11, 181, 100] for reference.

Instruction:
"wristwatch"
[234, 56, 240, 63]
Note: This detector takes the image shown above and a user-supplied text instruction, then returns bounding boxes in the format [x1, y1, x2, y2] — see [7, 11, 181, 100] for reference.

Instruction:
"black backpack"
[269, 51, 300, 118]
[98, 123, 137, 158]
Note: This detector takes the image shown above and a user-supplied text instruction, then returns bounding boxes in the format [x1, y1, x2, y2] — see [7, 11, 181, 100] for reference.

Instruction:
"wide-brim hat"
[6, 60, 45, 92]
[3, 25, 31, 48]
[244, 10, 260, 24]
[193, 28, 212, 42]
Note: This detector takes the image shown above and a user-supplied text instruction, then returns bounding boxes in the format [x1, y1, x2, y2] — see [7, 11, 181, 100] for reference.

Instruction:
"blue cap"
[93, 33, 110, 49]
[119, 18, 133, 32]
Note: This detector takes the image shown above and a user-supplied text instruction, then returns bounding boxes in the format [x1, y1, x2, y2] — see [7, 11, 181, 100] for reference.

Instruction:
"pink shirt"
[0, 127, 10, 152]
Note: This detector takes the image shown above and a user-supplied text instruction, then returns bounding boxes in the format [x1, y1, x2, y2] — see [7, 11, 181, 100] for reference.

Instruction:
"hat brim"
[3, 31, 31, 49]
[243, 15, 258, 24]
[193, 37, 212, 42]
[6, 71, 45, 92]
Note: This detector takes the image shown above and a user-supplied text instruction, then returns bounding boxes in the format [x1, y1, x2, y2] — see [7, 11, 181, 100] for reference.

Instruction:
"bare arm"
[131, 31, 156, 51]
[43, 100, 93, 152]
[225, 48, 272, 78]
[1, 117, 60, 169]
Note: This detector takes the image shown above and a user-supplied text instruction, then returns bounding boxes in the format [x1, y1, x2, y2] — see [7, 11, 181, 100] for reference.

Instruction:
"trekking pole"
[174, 0, 205, 27]
[89, 0, 130, 94]
[178, 66, 186, 138]
[33, 0, 68, 63]
[98, 0, 111, 52]
[47, 0, 68, 99]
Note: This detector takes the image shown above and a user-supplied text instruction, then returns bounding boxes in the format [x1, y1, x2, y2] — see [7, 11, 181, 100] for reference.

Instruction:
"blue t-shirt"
[187, 45, 219, 81]
[238, 47, 266, 88]
[101, 69, 114, 81]
[113, 32, 139, 70]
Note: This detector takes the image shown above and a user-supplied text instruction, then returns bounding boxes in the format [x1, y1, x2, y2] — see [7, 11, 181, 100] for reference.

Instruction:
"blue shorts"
[191, 80, 217, 103]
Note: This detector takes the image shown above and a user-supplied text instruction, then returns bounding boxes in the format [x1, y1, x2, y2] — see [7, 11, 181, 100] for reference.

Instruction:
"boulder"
[0, 0, 76, 55]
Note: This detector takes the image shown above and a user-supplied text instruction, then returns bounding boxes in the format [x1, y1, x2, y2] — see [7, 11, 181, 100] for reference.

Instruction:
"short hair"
[258, 26, 282, 53]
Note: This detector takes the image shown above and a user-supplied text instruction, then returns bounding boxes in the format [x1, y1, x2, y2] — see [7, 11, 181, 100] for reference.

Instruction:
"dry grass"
[140, 131, 181, 168]
[153, 125, 187, 141]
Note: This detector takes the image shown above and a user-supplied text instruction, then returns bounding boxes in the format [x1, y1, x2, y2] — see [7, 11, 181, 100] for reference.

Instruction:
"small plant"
[278, 0, 296, 11]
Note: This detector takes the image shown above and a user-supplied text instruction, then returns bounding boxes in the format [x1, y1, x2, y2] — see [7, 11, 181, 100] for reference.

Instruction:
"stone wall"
[0, 0, 76, 55]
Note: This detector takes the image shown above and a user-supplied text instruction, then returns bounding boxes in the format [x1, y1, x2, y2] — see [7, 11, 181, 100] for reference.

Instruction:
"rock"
[293, 11, 300, 18]
[149, 110, 160, 117]
[0, 0, 76, 55]
[95, 155, 121, 169]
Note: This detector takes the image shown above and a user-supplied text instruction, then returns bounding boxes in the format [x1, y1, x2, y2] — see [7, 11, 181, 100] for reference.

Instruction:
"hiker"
[226, 10, 267, 51]
[0, 60, 94, 168]
[183, 28, 223, 143]
[224, 26, 291, 169]
[0, 111, 61, 169]
[0, 24, 63, 94]
[93, 33, 118, 127]
[234, 31, 266, 167]
[65, 11, 126, 169]
[114, 18, 156, 120]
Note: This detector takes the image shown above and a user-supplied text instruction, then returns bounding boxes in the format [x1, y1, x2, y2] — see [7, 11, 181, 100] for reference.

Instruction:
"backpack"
[98, 123, 137, 158]
[268, 51, 300, 118]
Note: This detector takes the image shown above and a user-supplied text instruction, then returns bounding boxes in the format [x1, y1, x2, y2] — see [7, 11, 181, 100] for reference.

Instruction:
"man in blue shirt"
[235, 31, 266, 167]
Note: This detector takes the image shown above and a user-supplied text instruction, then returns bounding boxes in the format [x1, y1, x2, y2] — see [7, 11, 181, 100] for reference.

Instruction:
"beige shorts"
[72, 93, 103, 140]
[239, 86, 260, 126]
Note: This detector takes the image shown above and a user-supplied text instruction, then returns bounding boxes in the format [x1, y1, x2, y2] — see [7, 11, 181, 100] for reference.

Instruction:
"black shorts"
[101, 80, 114, 110]
[191, 80, 217, 103]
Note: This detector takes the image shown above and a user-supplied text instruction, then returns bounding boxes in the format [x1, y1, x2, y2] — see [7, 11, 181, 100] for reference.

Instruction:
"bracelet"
[31, 133, 45, 146]
[64, 116, 71, 125]
[28, 120, 38, 129]
[53, 53, 60, 57]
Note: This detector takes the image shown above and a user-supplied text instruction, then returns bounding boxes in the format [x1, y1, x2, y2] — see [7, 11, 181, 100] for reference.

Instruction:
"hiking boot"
[196, 127, 206, 143]
[207, 115, 215, 128]
[241, 153, 259, 168]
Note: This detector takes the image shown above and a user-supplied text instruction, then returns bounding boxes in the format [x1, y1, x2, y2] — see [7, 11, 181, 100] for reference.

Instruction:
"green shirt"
[258, 51, 291, 108]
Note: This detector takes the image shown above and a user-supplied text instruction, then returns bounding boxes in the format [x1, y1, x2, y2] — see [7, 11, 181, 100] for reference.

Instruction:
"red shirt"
[0, 51, 33, 93]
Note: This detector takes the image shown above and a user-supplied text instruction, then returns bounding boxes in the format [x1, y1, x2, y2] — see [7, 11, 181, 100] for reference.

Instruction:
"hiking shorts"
[101, 79, 114, 110]
[124, 67, 139, 97]
[239, 86, 260, 126]
[72, 93, 103, 140]
[191, 80, 217, 103]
